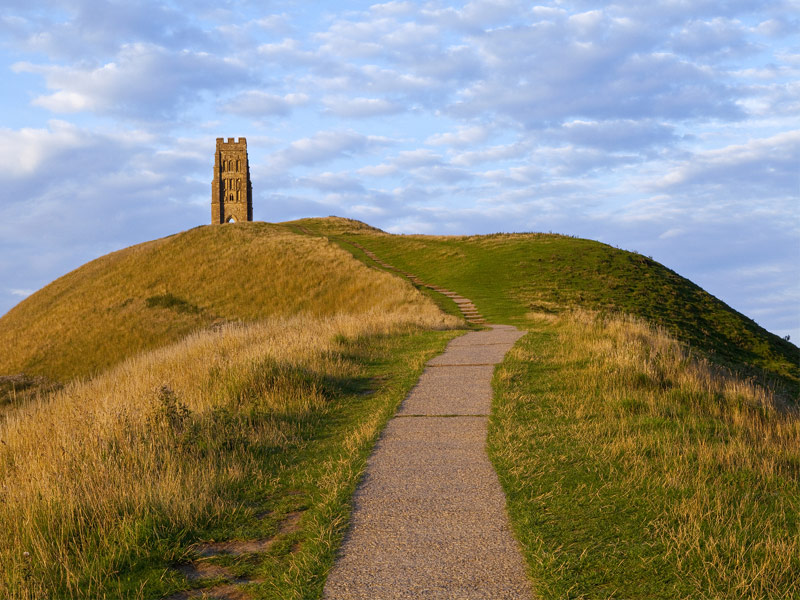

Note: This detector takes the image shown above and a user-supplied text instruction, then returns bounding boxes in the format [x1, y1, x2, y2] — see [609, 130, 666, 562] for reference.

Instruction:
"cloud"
[316, 16, 441, 61]
[322, 96, 404, 118]
[368, 2, 417, 18]
[653, 130, 800, 196]
[0, 122, 211, 318]
[2, 0, 798, 341]
[257, 38, 321, 67]
[669, 17, 756, 59]
[357, 163, 398, 177]
[559, 119, 678, 151]
[14, 43, 252, 122]
[426, 125, 489, 147]
[422, 0, 528, 31]
[220, 91, 309, 117]
[2, 0, 210, 60]
[445, 9, 745, 126]
[295, 172, 366, 193]
[265, 130, 392, 172]
[393, 149, 443, 168]
[451, 141, 529, 167]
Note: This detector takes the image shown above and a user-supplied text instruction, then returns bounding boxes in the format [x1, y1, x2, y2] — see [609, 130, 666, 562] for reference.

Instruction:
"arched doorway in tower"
[226, 216, 237, 223]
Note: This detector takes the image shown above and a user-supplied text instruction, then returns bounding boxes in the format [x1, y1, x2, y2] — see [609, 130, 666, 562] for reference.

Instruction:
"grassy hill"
[0, 216, 796, 599]
[5, 216, 794, 395]
[0, 221, 460, 599]
[291, 217, 799, 398]
[0, 222, 451, 385]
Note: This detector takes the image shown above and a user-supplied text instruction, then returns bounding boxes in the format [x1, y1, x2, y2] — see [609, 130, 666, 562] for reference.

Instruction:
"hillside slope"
[0, 216, 796, 598]
[0, 220, 460, 598]
[290, 218, 798, 397]
[0, 222, 451, 384]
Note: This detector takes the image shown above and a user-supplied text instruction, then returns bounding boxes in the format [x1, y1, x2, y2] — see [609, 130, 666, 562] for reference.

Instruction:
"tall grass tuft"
[491, 310, 799, 599]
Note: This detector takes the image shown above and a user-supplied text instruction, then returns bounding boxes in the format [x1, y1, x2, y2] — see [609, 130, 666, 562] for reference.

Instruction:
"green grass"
[289, 217, 798, 398]
[137, 327, 461, 600]
[489, 313, 799, 599]
[286, 217, 799, 599]
[1, 321, 461, 599]
[4, 215, 797, 599]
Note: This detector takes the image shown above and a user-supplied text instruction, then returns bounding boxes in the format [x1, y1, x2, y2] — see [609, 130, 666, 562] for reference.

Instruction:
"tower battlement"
[211, 137, 252, 223]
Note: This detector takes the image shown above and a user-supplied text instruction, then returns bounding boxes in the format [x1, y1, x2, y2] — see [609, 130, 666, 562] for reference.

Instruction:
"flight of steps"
[346, 240, 486, 325]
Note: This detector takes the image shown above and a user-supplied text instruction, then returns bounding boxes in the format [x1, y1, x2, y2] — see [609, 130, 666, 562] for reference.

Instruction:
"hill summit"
[0, 217, 797, 397]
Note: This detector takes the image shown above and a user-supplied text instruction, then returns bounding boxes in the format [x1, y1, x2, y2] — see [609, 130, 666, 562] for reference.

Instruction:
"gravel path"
[323, 324, 533, 599]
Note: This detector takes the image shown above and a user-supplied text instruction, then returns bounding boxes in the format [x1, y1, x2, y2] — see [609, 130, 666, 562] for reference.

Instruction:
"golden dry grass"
[0, 222, 459, 597]
[0, 222, 452, 382]
[0, 303, 458, 598]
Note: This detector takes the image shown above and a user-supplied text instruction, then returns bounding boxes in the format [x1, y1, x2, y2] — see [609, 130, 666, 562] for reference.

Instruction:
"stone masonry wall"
[211, 137, 253, 224]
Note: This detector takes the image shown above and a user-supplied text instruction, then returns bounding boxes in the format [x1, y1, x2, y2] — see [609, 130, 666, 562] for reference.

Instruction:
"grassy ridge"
[289, 217, 799, 598]
[0, 222, 450, 384]
[292, 218, 798, 396]
[489, 312, 799, 599]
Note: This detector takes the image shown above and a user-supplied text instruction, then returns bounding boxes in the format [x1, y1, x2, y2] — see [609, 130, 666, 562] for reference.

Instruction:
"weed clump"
[145, 293, 201, 314]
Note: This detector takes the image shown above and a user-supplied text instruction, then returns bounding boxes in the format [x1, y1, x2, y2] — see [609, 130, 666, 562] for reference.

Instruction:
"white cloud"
[296, 172, 366, 193]
[560, 119, 677, 151]
[451, 141, 529, 167]
[368, 2, 416, 17]
[322, 96, 403, 118]
[654, 130, 800, 194]
[220, 91, 309, 116]
[14, 43, 252, 121]
[2, 0, 798, 341]
[426, 125, 489, 147]
[658, 227, 687, 240]
[0, 120, 89, 175]
[358, 163, 398, 177]
[254, 14, 292, 34]
[266, 130, 392, 172]
[669, 17, 755, 58]
[393, 149, 443, 168]
[257, 38, 320, 65]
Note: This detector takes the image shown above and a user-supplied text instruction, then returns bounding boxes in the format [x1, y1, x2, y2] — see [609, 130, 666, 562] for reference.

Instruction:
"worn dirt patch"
[177, 562, 235, 581]
[166, 583, 254, 600]
[194, 538, 276, 557]
[279, 510, 303, 534]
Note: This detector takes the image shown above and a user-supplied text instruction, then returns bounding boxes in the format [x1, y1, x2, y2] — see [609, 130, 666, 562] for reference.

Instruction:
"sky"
[1, 0, 798, 341]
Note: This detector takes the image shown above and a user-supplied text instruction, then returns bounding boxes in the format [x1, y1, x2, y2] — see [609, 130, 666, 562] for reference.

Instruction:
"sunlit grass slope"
[490, 311, 799, 599]
[0, 237, 460, 597]
[292, 217, 799, 396]
[0, 222, 451, 384]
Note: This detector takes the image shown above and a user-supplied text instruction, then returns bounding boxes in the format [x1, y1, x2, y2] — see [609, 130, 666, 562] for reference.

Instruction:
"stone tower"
[211, 137, 252, 224]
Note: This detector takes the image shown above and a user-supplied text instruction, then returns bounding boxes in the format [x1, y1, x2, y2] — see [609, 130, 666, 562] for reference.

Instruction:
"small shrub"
[148, 384, 191, 434]
[145, 293, 200, 314]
